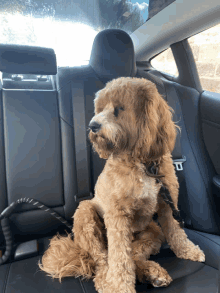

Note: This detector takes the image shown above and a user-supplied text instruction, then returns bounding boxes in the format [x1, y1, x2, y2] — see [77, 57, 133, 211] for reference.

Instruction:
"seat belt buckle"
[74, 192, 94, 203]
[173, 156, 186, 171]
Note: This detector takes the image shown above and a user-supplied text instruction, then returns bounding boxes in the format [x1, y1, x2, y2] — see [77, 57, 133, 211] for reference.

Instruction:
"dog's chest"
[91, 159, 162, 227]
[131, 175, 161, 232]
[137, 175, 161, 200]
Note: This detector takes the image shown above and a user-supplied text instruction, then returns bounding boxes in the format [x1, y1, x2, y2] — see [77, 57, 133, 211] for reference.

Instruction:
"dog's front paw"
[142, 261, 172, 288]
[175, 242, 205, 263]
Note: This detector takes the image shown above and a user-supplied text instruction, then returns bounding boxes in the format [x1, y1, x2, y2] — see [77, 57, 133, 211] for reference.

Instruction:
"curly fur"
[39, 77, 205, 293]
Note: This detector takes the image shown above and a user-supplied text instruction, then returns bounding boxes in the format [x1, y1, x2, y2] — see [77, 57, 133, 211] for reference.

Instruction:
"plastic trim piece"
[14, 240, 38, 261]
[132, 0, 220, 62]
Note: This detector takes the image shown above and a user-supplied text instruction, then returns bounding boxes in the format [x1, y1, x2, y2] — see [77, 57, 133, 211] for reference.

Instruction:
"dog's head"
[89, 77, 180, 161]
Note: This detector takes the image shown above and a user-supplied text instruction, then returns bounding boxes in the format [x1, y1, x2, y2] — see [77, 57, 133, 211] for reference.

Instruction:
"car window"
[147, 0, 175, 20]
[150, 48, 178, 77]
[188, 23, 220, 94]
[0, 0, 149, 67]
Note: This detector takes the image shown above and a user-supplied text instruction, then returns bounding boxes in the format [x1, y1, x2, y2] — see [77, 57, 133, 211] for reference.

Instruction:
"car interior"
[0, 0, 220, 292]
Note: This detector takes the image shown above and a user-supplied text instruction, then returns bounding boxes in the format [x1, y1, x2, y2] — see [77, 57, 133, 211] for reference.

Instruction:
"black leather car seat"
[56, 29, 220, 292]
[0, 44, 85, 293]
[57, 29, 137, 193]
[0, 30, 138, 292]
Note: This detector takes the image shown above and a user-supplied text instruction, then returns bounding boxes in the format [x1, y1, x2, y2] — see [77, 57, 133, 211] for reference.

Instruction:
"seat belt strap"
[141, 70, 192, 228]
[165, 84, 186, 167]
[71, 79, 93, 202]
[165, 81, 192, 228]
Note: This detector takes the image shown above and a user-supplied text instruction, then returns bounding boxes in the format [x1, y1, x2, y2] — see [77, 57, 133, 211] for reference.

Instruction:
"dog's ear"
[133, 80, 179, 161]
[94, 90, 102, 115]
[153, 95, 178, 157]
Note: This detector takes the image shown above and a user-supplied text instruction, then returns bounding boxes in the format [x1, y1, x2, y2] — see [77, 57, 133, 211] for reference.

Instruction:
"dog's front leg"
[103, 210, 136, 293]
[157, 197, 205, 263]
[157, 155, 205, 262]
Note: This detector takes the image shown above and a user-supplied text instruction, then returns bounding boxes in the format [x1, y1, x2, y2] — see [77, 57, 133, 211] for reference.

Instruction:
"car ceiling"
[131, 0, 220, 62]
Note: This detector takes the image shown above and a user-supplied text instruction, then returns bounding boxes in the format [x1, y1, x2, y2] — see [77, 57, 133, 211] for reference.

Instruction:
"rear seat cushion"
[0, 228, 218, 293]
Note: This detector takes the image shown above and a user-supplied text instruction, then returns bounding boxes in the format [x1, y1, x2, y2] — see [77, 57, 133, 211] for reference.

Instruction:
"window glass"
[188, 23, 220, 93]
[0, 0, 149, 67]
[151, 48, 178, 76]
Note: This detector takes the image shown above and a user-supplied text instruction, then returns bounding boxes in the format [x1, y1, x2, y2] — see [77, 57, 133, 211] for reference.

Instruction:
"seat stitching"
[89, 66, 105, 86]
[59, 116, 73, 129]
[3, 263, 11, 293]
[192, 229, 220, 247]
[79, 278, 86, 293]
[55, 91, 66, 215]
[202, 118, 220, 129]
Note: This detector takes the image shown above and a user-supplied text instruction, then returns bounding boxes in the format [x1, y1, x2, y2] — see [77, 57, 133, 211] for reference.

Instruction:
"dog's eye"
[114, 106, 124, 117]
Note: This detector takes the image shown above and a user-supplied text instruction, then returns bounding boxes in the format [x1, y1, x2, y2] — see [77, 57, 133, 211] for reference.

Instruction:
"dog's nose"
[88, 121, 101, 133]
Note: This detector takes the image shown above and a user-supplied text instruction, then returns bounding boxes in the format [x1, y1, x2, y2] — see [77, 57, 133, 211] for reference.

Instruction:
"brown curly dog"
[39, 77, 205, 293]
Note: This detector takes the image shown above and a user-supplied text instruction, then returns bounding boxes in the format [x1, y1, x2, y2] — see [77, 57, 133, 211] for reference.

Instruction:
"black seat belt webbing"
[71, 79, 93, 202]
[165, 82, 192, 228]
[143, 70, 192, 228]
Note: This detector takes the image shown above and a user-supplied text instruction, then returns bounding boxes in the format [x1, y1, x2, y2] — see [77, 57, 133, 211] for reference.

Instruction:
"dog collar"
[144, 160, 165, 182]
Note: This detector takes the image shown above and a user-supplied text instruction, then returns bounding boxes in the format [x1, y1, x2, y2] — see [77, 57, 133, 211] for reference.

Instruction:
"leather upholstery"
[0, 29, 219, 292]
[200, 91, 220, 174]
[89, 29, 137, 84]
[0, 44, 57, 75]
[137, 69, 220, 234]
[0, 50, 72, 246]
[0, 229, 218, 292]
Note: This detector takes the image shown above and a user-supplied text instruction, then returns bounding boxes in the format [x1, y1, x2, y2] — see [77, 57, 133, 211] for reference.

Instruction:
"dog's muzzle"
[88, 121, 102, 133]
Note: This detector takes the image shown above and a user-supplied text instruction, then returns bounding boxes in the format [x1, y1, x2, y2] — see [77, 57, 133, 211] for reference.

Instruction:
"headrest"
[0, 44, 57, 75]
[89, 29, 136, 84]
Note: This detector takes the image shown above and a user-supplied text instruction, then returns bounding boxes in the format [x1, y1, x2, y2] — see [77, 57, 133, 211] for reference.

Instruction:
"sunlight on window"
[0, 12, 98, 67]
[188, 23, 220, 93]
[51, 21, 98, 66]
[151, 48, 178, 76]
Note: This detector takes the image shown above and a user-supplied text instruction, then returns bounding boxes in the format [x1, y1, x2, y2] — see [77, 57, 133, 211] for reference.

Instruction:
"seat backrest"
[57, 29, 137, 192]
[0, 45, 78, 246]
[136, 68, 220, 235]
[0, 29, 137, 246]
